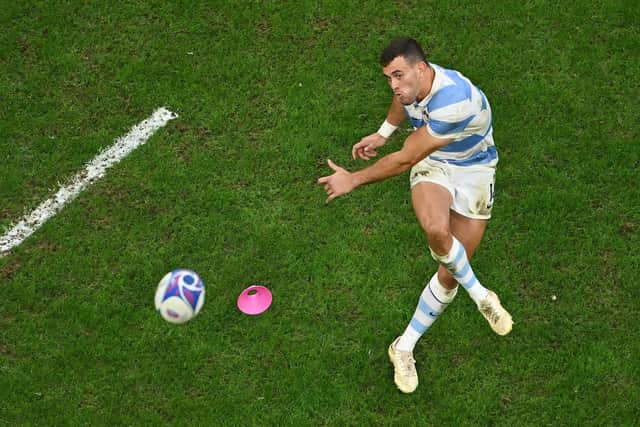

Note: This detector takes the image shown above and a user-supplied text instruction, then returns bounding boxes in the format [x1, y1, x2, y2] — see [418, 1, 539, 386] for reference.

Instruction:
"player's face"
[383, 56, 423, 105]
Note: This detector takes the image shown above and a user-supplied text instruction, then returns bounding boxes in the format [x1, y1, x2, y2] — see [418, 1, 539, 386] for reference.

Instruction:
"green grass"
[1, 1, 639, 425]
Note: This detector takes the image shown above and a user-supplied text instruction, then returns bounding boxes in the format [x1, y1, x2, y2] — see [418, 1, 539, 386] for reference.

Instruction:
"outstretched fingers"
[317, 159, 352, 204]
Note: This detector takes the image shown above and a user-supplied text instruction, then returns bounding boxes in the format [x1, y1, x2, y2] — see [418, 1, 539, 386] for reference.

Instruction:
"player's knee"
[423, 223, 451, 254]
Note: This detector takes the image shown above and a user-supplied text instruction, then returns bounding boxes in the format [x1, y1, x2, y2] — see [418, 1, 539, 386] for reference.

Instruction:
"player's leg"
[400, 182, 458, 349]
[389, 181, 456, 393]
[393, 182, 468, 352]
[429, 166, 512, 336]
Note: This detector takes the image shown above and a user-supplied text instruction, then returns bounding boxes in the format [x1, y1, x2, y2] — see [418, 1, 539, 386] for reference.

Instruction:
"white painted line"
[1, 107, 178, 257]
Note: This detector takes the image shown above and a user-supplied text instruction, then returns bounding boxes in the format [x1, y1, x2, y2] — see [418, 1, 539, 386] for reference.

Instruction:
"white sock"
[396, 273, 457, 352]
[430, 237, 489, 304]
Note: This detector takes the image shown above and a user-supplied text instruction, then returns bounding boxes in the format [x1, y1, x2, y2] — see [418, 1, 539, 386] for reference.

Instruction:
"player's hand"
[352, 133, 387, 161]
[316, 159, 355, 203]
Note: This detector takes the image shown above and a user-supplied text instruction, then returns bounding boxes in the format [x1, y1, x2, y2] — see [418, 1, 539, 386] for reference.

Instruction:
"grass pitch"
[1, 1, 639, 425]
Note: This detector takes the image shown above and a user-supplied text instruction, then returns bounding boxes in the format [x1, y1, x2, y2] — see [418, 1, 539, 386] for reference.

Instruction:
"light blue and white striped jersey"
[403, 63, 498, 167]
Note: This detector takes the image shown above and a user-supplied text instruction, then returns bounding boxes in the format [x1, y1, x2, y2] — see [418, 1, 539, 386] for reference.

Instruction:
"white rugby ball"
[154, 269, 205, 324]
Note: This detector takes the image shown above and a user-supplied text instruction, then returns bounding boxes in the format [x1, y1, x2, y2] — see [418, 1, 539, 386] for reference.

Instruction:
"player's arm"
[352, 96, 406, 160]
[318, 126, 452, 202]
[352, 126, 450, 186]
[385, 95, 406, 126]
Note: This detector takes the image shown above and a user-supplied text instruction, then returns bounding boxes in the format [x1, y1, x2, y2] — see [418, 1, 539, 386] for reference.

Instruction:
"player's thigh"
[450, 210, 488, 259]
[410, 182, 453, 234]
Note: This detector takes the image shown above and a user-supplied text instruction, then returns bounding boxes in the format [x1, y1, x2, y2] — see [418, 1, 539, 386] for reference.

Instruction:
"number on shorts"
[488, 181, 495, 209]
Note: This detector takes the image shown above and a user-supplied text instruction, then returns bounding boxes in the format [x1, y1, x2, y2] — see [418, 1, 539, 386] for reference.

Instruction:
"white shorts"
[409, 157, 496, 219]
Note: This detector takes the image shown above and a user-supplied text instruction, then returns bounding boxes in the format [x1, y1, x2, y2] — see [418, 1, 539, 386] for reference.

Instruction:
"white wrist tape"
[377, 120, 398, 138]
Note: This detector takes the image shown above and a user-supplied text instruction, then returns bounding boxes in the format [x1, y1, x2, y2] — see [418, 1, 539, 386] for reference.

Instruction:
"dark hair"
[380, 37, 427, 67]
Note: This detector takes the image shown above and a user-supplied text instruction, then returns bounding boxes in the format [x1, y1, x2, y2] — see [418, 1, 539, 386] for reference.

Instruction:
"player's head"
[380, 37, 427, 68]
[380, 38, 430, 105]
